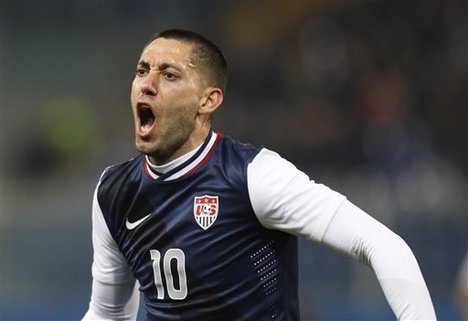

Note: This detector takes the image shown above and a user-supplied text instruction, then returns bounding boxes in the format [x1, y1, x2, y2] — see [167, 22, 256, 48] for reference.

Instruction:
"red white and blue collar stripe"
[144, 131, 222, 181]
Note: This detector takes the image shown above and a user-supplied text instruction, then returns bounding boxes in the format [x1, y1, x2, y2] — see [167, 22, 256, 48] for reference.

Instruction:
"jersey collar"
[143, 131, 222, 182]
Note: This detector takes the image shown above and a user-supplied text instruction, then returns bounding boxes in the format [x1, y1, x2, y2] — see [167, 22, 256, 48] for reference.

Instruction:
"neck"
[146, 143, 202, 174]
[148, 126, 211, 166]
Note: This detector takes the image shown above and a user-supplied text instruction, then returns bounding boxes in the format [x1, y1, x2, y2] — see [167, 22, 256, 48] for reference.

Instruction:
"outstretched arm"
[322, 200, 436, 320]
[248, 148, 436, 320]
[82, 184, 140, 321]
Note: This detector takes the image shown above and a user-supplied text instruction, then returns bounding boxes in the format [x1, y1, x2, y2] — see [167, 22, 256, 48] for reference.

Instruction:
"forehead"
[139, 38, 194, 65]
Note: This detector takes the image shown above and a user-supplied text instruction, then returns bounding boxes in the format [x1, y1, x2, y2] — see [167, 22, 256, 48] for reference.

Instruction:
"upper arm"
[247, 148, 346, 241]
[247, 149, 436, 319]
[91, 185, 134, 284]
[82, 182, 140, 320]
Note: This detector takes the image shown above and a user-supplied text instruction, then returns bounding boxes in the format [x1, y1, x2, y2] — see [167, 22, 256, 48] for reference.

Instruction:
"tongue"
[142, 117, 154, 130]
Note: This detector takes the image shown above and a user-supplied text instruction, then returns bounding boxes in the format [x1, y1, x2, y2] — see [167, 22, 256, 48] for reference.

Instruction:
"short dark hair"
[145, 29, 228, 93]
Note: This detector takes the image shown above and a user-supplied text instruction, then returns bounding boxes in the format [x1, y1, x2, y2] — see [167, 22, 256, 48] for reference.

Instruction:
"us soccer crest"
[194, 195, 219, 230]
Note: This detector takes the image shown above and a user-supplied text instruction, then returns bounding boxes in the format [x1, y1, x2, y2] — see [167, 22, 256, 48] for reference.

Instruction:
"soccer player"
[82, 29, 437, 320]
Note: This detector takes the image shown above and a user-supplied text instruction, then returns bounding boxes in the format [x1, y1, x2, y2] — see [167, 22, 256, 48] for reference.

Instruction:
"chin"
[135, 139, 156, 155]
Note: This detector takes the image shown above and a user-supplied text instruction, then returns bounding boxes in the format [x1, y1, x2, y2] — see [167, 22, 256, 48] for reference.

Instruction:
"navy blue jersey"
[97, 132, 299, 321]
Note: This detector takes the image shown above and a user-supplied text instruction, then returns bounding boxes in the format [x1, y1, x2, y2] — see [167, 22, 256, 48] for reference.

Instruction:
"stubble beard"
[136, 109, 196, 165]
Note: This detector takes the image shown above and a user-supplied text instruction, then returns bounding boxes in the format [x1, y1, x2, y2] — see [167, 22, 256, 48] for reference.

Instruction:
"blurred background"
[1, 1, 467, 320]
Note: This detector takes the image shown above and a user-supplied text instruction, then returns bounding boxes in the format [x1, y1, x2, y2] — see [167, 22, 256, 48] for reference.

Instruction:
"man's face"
[131, 38, 205, 164]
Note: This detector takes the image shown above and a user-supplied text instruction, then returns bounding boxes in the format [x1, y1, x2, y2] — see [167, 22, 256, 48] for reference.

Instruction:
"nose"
[139, 71, 158, 96]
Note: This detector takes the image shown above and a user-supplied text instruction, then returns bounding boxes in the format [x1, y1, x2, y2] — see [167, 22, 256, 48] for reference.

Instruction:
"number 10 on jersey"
[150, 248, 188, 300]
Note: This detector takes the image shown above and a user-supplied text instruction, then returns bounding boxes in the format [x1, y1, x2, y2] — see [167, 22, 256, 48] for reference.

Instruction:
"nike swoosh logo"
[126, 213, 152, 230]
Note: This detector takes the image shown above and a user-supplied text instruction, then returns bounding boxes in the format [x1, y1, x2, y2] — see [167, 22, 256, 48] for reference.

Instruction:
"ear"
[198, 87, 223, 115]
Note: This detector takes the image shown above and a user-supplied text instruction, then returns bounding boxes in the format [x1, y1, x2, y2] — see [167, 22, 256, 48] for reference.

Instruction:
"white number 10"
[150, 248, 188, 300]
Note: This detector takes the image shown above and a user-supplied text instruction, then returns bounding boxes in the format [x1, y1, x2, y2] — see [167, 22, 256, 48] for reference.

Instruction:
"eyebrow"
[137, 61, 151, 69]
[158, 62, 180, 72]
[137, 60, 183, 73]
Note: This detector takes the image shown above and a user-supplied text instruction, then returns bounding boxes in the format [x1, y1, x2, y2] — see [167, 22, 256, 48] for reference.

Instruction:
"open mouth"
[138, 105, 155, 131]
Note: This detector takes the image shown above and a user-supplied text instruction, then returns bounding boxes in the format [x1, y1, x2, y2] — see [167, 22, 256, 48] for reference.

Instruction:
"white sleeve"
[82, 183, 140, 321]
[248, 148, 346, 241]
[248, 149, 436, 320]
[323, 200, 436, 320]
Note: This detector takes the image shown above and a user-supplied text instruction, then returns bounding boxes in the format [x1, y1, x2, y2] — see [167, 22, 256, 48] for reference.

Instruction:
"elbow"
[352, 227, 420, 278]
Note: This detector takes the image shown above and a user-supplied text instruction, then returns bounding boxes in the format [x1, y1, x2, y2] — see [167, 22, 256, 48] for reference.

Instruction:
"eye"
[135, 67, 148, 77]
[163, 71, 179, 81]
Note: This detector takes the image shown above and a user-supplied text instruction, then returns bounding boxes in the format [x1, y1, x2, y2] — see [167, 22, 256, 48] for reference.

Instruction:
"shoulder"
[217, 134, 264, 164]
[205, 134, 265, 190]
[95, 155, 145, 231]
[97, 154, 144, 203]
[99, 154, 144, 185]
